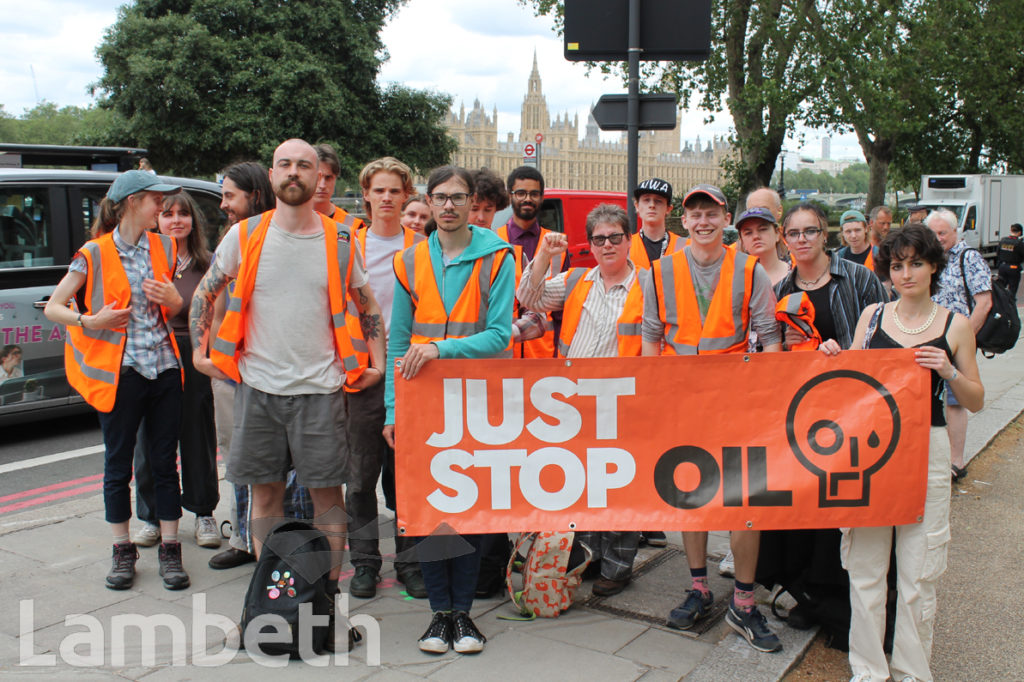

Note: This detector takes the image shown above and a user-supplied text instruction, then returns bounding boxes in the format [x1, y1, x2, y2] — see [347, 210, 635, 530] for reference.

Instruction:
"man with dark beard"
[190, 139, 385, 646]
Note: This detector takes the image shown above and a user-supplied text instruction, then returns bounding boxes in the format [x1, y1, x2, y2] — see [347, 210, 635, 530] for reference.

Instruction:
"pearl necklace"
[892, 300, 938, 335]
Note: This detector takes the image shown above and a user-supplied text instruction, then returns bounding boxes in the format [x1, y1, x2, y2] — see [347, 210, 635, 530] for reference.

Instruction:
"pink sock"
[733, 586, 755, 610]
[692, 576, 710, 595]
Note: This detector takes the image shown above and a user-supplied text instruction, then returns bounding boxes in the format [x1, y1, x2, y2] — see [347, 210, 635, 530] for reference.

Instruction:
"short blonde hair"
[358, 157, 414, 217]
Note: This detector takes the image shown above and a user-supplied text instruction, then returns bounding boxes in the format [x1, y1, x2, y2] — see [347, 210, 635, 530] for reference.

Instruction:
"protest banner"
[394, 350, 930, 535]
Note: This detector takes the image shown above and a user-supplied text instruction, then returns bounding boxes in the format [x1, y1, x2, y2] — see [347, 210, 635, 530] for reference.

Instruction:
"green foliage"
[771, 163, 871, 194]
[93, 0, 454, 177]
[0, 101, 123, 145]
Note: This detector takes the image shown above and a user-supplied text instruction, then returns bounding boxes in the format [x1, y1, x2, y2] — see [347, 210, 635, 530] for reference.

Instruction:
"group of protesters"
[45, 137, 991, 680]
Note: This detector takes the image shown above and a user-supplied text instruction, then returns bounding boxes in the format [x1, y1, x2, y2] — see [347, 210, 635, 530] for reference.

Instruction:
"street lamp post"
[778, 152, 786, 201]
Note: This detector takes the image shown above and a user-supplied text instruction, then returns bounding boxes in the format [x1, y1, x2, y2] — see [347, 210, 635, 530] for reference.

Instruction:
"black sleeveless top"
[866, 304, 954, 427]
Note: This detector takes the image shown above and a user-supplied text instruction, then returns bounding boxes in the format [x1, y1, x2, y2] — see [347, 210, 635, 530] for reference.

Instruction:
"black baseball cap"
[634, 177, 672, 204]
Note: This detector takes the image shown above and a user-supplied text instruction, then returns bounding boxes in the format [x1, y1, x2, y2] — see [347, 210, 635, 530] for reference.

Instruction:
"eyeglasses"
[589, 232, 627, 246]
[511, 189, 542, 200]
[784, 227, 824, 242]
[428, 192, 469, 207]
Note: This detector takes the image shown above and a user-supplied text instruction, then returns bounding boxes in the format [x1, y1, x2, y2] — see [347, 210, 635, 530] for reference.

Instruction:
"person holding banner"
[383, 165, 515, 655]
[837, 224, 983, 682]
[641, 184, 784, 653]
[517, 203, 644, 596]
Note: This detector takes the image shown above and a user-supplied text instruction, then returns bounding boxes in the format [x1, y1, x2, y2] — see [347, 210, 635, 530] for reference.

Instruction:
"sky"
[0, 0, 863, 163]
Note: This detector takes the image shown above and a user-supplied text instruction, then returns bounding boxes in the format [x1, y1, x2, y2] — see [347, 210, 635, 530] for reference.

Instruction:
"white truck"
[918, 174, 1024, 261]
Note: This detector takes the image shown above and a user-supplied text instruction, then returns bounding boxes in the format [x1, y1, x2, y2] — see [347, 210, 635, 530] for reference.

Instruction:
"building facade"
[444, 55, 729, 193]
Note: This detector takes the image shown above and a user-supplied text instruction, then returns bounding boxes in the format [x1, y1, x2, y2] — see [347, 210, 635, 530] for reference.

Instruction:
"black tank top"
[866, 305, 954, 427]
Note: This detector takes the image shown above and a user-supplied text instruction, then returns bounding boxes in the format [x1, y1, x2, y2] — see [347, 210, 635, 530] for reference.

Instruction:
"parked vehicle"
[918, 174, 1024, 261]
[0, 154, 223, 425]
[490, 188, 635, 267]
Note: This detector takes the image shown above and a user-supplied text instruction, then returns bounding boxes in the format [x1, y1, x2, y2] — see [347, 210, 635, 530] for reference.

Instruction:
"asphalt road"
[0, 412, 104, 517]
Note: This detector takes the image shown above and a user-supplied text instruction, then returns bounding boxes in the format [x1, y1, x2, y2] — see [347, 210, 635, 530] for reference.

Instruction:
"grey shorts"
[227, 382, 350, 488]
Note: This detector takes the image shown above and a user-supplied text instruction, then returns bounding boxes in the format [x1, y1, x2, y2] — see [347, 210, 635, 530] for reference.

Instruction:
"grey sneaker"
[666, 589, 713, 630]
[133, 523, 161, 547]
[157, 542, 191, 590]
[195, 516, 222, 548]
[726, 601, 782, 653]
[106, 542, 139, 590]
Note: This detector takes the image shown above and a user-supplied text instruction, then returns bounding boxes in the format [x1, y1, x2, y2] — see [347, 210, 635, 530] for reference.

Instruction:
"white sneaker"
[195, 516, 222, 548]
[719, 549, 735, 577]
[133, 523, 161, 547]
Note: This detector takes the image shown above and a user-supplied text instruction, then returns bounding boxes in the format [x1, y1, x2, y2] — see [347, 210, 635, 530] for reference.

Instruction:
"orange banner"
[394, 350, 931, 535]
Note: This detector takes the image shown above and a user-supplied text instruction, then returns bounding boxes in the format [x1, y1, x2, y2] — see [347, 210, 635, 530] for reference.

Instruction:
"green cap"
[840, 209, 866, 226]
[106, 170, 181, 203]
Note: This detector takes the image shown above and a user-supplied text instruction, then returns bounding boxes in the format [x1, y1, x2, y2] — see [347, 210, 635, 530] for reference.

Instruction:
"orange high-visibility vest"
[64, 231, 182, 412]
[557, 267, 643, 357]
[775, 292, 821, 350]
[210, 210, 362, 385]
[496, 224, 563, 358]
[651, 246, 757, 355]
[393, 240, 510, 353]
[628, 231, 681, 270]
[345, 221, 420, 389]
[863, 248, 874, 274]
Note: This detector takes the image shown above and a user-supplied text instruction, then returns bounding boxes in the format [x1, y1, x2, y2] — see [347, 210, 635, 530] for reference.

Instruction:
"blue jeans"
[98, 368, 182, 524]
[417, 533, 488, 613]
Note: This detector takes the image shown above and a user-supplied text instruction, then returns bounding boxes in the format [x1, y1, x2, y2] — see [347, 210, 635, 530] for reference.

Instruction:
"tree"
[93, 0, 456, 178]
[523, 0, 821, 201]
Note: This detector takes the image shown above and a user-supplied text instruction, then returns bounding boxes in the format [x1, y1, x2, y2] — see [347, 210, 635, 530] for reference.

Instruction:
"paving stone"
[614, 626, 713, 677]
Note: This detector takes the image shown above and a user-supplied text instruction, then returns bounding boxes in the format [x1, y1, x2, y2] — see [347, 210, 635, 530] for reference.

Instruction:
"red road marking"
[0, 482, 103, 515]
[0, 474, 104, 505]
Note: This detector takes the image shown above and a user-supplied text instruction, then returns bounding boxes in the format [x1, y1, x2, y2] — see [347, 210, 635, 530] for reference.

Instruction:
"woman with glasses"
[756, 202, 888, 644]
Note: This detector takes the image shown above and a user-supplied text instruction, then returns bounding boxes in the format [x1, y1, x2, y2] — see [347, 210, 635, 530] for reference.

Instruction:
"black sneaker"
[451, 611, 485, 654]
[349, 565, 379, 598]
[666, 589, 713, 630]
[418, 611, 453, 654]
[106, 542, 139, 590]
[726, 601, 782, 653]
[157, 542, 191, 590]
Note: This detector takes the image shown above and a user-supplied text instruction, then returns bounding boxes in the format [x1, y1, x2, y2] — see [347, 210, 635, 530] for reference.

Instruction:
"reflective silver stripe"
[401, 247, 418, 304]
[80, 242, 106, 315]
[155, 233, 174, 273]
[351, 336, 368, 353]
[411, 321, 448, 337]
[728, 250, 747, 339]
[667, 339, 698, 354]
[558, 339, 571, 355]
[244, 216, 260, 238]
[783, 293, 804, 315]
[446, 321, 483, 337]
[332, 311, 346, 327]
[476, 252, 496, 322]
[212, 337, 237, 356]
[659, 255, 685, 351]
[561, 268, 588, 307]
[347, 299, 359, 315]
[338, 214, 357, 229]
[226, 295, 242, 312]
[80, 325, 124, 345]
[617, 322, 642, 336]
[342, 354, 360, 371]
[68, 342, 118, 385]
[495, 349, 513, 359]
[698, 335, 744, 351]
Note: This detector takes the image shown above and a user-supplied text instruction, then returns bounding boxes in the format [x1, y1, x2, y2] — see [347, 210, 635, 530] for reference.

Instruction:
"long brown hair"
[90, 197, 127, 239]
[158, 191, 211, 271]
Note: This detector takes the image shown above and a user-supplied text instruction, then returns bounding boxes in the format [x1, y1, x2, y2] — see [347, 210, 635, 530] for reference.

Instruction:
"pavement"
[1, 335, 1022, 681]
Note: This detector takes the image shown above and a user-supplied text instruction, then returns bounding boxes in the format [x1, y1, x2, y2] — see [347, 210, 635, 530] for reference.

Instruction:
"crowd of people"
[44, 138, 999, 680]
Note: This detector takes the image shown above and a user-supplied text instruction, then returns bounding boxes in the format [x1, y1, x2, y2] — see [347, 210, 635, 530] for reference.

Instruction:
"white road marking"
[0, 444, 104, 474]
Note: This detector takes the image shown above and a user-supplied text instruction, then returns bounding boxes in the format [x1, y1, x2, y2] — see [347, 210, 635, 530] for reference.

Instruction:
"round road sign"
[535, 133, 544, 143]
[524, 143, 536, 157]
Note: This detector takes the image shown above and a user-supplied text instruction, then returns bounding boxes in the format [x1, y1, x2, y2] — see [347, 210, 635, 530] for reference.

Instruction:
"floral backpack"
[504, 531, 593, 619]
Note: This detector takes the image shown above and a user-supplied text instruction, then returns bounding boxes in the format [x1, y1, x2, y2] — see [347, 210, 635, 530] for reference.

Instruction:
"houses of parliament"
[444, 54, 730, 193]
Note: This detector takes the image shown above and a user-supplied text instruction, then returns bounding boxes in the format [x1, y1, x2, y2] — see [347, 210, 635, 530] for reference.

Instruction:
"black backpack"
[960, 248, 1021, 356]
[240, 520, 333, 658]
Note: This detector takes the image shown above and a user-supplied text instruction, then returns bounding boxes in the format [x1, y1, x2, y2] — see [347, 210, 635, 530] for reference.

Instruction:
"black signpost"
[564, 0, 711, 228]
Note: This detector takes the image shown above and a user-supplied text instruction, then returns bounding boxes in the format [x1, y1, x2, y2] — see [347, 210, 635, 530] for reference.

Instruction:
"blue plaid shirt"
[933, 241, 991, 316]
[69, 228, 179, 379]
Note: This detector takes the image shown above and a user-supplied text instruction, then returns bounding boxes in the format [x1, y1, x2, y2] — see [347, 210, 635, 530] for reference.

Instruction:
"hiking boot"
[195, 516, 222, 548]
[666, 589, 714, 630]
[157, 542, 191, 590]
[106, 542, 139, 590]
[208, 547, 255, 570]
[592, 576, 629, 597]
[133, 523, 161, 547]
[726, 601, 782, 653]
[451, 611, 485, 654]
[397, 567, 428, 599]
[349, 566, 379, 598]
[418, 611, 452, 654]
[324, 593, 362, 652]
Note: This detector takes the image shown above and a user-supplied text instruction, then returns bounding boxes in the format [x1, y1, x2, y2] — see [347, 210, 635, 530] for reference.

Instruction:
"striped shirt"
[774, 251, 889, 350]
[69, 228, 179, 379]
[516, 260, 636, 358]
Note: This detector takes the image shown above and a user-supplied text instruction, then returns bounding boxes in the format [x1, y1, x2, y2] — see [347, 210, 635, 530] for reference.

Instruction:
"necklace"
[797, 265, 828, 288]
[892, 300, 938, 335]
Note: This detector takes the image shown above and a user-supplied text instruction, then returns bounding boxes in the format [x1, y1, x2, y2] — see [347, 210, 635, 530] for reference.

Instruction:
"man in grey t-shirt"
[189, 140, 386, 639]
[642, 184, 783, 655]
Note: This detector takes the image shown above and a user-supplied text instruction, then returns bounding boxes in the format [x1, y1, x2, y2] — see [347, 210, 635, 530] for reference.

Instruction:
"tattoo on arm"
[189, 262, 232, 348]
[359, 312, 383, 341]
[358, 288, 369, 306]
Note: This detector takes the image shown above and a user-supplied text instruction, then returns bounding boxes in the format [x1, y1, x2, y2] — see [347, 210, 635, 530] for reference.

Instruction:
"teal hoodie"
[385, 226, 514, 424]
